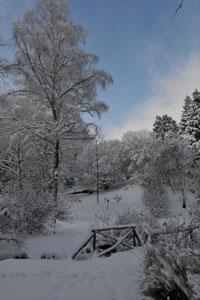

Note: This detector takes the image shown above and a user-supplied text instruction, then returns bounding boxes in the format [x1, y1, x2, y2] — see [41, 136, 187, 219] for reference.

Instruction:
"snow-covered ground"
[0, 249, 144, 300]
[25, 184, 144, 258]
[0, 185, 145, 300]
[0, 184, 197, 300]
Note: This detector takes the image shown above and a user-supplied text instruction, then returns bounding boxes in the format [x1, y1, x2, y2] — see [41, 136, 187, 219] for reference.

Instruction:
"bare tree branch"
[171, 0, 184, 20]
[171, 0, 200, 20]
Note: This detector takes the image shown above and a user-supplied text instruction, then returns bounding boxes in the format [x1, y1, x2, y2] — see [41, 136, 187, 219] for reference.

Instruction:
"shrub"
[142, 245, 194, 300]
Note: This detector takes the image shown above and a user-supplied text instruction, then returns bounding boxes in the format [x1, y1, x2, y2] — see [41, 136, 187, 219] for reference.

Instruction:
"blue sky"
[1, 0, 200, 138]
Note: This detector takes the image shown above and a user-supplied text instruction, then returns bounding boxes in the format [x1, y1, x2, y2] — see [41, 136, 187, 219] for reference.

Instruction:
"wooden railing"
[72, 224, 141, 260]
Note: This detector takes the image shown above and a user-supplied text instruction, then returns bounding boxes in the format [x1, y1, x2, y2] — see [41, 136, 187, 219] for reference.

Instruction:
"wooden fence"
[72, 224, 141, 260]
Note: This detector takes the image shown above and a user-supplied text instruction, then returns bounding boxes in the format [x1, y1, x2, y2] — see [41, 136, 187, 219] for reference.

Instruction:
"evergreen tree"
[153, 114, 178, 139]
[179, 90, 200, 146]
[179, 95, 192, 136]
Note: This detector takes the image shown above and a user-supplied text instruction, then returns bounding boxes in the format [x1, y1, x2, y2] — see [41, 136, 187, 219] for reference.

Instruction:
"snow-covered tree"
[0, 34, 9, 80]
[139, 137, 192, 209]
[9, 0, 112, 219]
[98, 140, 123, 188]
[153, 114, 178, 139]
[179, 90, 200, 147]
[179, 96, 192, 136]
[0, 96, 53, 233]
[76, 141, 97, 189]
[121, 130, 152, 180]
[76, 139, 123, 190]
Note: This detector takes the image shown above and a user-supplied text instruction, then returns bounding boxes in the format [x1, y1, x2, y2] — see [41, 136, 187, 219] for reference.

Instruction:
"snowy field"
[0, 185, 146, 300]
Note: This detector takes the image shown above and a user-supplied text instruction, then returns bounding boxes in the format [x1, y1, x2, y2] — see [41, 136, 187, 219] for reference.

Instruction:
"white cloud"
[108, 53, 200, 140]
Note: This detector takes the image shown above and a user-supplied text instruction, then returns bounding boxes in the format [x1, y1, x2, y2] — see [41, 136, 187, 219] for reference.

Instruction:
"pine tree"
[179, 90, 200, 146]
[153, 114, 178, 139]
[179, 95, 192, 135]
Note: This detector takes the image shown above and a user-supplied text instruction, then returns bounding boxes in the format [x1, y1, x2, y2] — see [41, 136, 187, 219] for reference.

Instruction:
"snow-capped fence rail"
[72, 224, 141, 260]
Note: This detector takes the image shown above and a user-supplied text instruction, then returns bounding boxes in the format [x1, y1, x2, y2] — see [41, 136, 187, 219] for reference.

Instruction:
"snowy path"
[0, 185, 145, 300]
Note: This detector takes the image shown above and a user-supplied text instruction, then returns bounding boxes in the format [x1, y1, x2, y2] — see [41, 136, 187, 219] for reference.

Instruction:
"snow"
[0, 184, 145, 300]
[0, 183, 199, 299]
[24, 184, 144, 258]
[0, 249, 144, 300]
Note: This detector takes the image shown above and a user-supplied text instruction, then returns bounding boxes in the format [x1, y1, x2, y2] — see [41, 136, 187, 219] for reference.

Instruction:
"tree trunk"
[53, 139, 60, 224]
[181, 188, 186, 208]
[17, 143, 23, 193]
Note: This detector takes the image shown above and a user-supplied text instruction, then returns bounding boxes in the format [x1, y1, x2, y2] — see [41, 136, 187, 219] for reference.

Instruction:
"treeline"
[74, 90, 200, 216]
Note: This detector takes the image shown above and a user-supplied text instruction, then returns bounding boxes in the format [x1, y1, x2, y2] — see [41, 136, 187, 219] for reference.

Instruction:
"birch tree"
[0, 36, 8, 80]
[10, 0, 112, 219]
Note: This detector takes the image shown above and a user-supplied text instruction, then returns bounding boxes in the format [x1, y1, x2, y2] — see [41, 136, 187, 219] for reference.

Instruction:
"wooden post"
[134, 229, 141, 246]
[72, 225, 142, 260]
[182, 188, 186, 208]
[132, 228, 136, 247]
[72, 234, 93, 260]
[96, 143, 99, 205]
[93, 231, 96, 252]
[106, 199, 109, 210]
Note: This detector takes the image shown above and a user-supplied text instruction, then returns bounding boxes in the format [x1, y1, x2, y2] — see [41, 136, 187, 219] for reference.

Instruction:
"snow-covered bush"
[142, 217, 200, 298]
[142, 245, 194, 300]
[1, 189, 52, 234]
